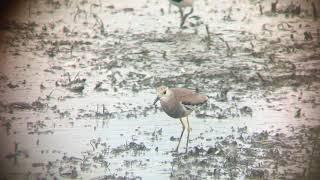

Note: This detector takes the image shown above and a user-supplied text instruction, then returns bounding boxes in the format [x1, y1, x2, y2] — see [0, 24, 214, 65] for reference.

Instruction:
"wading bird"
[169, 0, 195, 28]
[153, 86, 208, 153]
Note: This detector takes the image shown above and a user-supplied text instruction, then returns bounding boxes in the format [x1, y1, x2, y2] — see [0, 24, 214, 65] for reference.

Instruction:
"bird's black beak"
[153, 96, 160, 105]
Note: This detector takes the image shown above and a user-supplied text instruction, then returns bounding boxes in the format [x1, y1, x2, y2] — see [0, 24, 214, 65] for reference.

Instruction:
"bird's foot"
[187, 127, 192, 132]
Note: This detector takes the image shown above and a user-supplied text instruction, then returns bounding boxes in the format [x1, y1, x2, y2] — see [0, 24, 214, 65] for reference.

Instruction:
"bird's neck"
[161, 93, 175, 103]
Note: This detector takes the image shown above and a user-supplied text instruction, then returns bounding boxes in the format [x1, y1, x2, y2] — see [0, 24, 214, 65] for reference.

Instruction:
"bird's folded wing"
[171, 88, 208, 106]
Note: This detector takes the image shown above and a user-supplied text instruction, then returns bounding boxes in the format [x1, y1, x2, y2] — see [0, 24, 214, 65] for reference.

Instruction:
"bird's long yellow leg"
[176, 118, 185, 152]
[180, 7, 193, 28]
[187, 116, 192, 132]
[186, 116, 191, 153]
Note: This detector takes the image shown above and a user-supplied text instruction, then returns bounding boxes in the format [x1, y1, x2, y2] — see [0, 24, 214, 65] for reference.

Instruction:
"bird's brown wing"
[171, 88, 208, 106]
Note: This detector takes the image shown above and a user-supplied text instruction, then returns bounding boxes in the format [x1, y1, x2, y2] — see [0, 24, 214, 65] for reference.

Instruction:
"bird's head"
[153, 86, 170, 105]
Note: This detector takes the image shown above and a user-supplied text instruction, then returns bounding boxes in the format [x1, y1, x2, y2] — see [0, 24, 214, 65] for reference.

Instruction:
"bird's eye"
[163, 90, 166, 95]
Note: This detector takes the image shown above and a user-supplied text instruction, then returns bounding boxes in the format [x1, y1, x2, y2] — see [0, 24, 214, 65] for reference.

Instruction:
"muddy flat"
[0, 0, 320, 179]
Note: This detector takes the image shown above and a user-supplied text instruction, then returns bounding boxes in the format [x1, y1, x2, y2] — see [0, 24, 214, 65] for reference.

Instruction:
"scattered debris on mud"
[171, 125, 320, 179]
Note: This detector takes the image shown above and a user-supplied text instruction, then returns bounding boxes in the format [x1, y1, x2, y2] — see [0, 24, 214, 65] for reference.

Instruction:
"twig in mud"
[14, 142, 18, 153]
[290, 34, 294, 41]
[205, 25, 212, 50]
[73, 6, 88, 23]
[218, 37, 229, 49]
[268, 54, 275, 63]
[102, 104, 107, 114]
[271, 0, 279, 13]
[304, 31, 313, 41]
[162, 51, 168, 60]
[250, 41, 255, 49]
[96, 104, 99, 112]
[170, 161, 175, 177]
[223, 7, 233, 21]
[46, 89, 65, 100]
[312, 2, 318, 20]
[101, 161, 111, 172]
[46, 45, 60, 58]
[90, 140, 96, 151]
[262, 24, 272, 35]
[64, 0, 72, 7]
[70, 42, 74, 57]
[73, 72, 80, 82]
[14, 142, 18, 164]
[92, 13, 105, 35]
[160, 8, 165, 16]
[62, 72, 83, 86]
[256, 72, 268, 86]
[284, 22, 292, 28]
[218, 37, 232, 56]
[294, 108, 301, 118]
[115, 36, 122, 45]
[285, 3, 301, 16]
[306, 131, 319, 179]
[259, 4, 263, 15]
[3, 121, 12, 135]
[47, 89, 55, 99]
[90, 2, 102, 14]
[67, 72, 71, 83]
[28, 0, 32, 17]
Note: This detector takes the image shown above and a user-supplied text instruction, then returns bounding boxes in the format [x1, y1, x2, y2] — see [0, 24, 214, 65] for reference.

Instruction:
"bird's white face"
[156, 86, 169, 98]
[153, 86, 170, 105]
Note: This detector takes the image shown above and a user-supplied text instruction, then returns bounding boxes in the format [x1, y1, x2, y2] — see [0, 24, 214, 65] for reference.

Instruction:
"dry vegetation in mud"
[0, 0, 320, 179]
